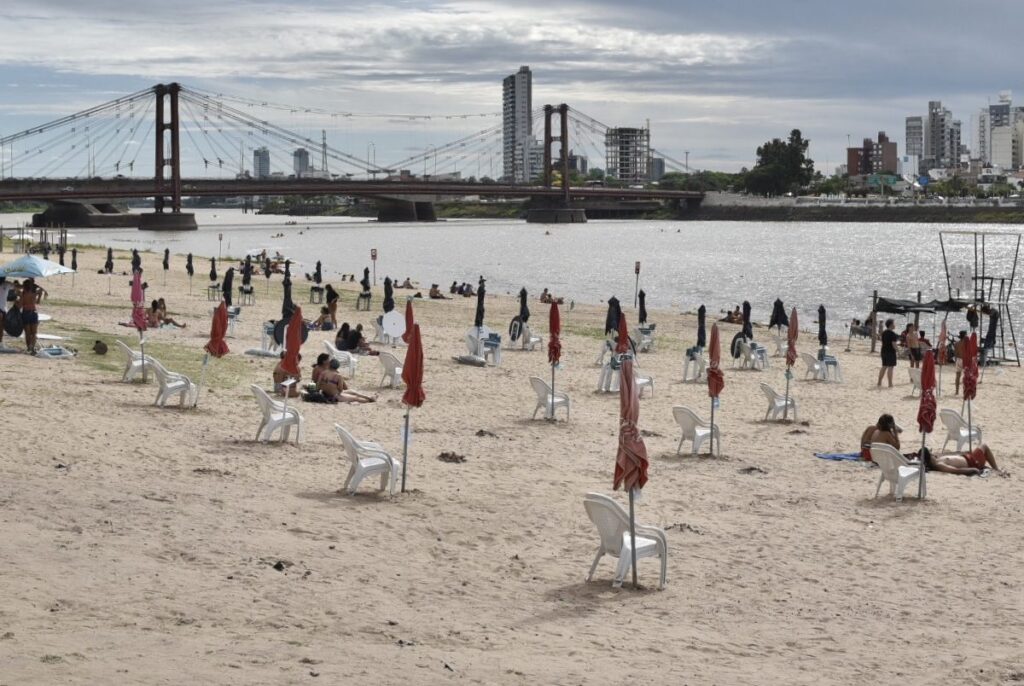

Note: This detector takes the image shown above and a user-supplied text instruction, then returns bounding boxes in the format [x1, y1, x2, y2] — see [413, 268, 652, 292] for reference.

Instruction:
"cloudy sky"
[0, 0, 1021, 176]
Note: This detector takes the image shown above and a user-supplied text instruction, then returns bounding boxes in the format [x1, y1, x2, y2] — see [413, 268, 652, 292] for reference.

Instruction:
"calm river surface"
[4, 209, 1022, 336]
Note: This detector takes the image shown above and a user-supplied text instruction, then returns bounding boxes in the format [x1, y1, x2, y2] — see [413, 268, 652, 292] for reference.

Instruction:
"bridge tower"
[139, 83, 197, 231]
[527, 104, 586, 223]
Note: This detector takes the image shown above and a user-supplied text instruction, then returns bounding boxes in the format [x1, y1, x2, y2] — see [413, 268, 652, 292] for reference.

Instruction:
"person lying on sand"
[928, 445, 1005, 476]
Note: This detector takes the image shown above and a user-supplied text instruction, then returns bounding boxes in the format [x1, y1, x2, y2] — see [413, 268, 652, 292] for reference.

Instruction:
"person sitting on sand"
[273, 352, 302, 397]
[539, 288, 565, 305]
[346, 323, 376, 355]
[400, 277, 414, 289]
[463, 283, 476, 297]
[429, 284, 448, 300]
[311, 352, 331, 384]
[927, 444, 1004, 476]
[151, 299, 186, 328]
[311, 306, 333, 330]
[450, 280, 458, 294]
[317, 359, 376, 403]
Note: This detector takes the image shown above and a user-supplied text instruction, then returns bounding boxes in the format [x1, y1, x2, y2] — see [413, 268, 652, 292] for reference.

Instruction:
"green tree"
[744, 129, 815, 196]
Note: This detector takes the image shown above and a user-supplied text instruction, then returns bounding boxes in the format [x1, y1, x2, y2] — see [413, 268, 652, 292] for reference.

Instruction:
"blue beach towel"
[814, 452, 863, 462]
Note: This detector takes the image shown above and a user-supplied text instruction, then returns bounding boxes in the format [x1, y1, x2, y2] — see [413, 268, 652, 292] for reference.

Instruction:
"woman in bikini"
[317, 359, 376, 403]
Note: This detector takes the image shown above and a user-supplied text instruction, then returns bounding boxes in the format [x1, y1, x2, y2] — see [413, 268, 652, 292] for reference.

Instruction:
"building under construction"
[605, 126, 650, 184]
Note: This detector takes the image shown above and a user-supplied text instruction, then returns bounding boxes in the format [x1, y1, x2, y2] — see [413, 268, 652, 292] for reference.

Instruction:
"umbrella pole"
[938, 361, 943, 398]
[550, 363, 556, 421]
[401, 407, 411, 493]
[189, 275, 192, 295]
[194, 354, 209, 408]
[628, 488, 639, 589]
[967, 400, 973, 452]
[107, 273, 111, 296]
[783, 373, 791, 421]
[845, 320, 853, 352]
[709, 399, 716, 455]
[139, 332, 146, 383]
[918, 433, 927, 499]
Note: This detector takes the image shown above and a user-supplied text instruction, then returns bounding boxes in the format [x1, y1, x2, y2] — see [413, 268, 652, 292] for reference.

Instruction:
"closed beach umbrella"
[361, 267, 370, 291]
[784, 307, 798, 420]
[71, 248, 78, 272]
[186, 252, 194, 294]
[937, 317, 948, 396]
[42, 244, 50, 260]
[284, 259, 292, 282]
[280, 305, 304, 377]
[104, 247, 114, 274]
[209, 257, 217, 283]
[518, 288, 530, 325]
[131, 249, 141, 273]
[130, 270, 148, 381]
[707, 323, 724, 455]
[916, 350, 937, 498]
[162, 248, 169, 285]
[402, 299, 415, 344]
[264, 257, 272, 294]
[222, 267, 234, 308]
[638, 289, 648, 325]
[612, 310, 649, 588]
[769, 298, 788, 332]
[818, 305, 828, 347]
[314, 260, 322, 285]
[58, 245, 65, 266]
[697, 304, 706, 348]
[195, 301, 231, 408]
[400, 323, 426, 493]
[605, 296, 622, 335]
[474, 281, 486, 329]
[742, 300, 753, 339]
[984, 308, 999, 350]
[962, 333, 979, 450]
[282, 269, 294, 319]
[383, 276, 395, 313]
[242, 254, 252, 286]
[547, 301, 561, 420]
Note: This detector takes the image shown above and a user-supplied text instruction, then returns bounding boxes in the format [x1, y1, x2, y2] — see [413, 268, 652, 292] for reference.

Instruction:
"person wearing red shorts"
[927, 444, 1003, 476]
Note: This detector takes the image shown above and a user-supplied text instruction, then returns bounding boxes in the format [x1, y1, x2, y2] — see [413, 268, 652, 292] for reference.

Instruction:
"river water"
[3, 209, 1022, 337]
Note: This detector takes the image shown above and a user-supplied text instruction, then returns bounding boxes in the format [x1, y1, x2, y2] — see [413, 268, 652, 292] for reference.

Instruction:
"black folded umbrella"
[697, 304, 706, 348]
[818, 305, 828, 347]
[314, 260, 322, 285]
[71, 248, 78, 272]
[769, 298, 789, 331]
[742, 300, 753, 339]
[638, 289, 648, 325]
[220, 268, 233, 307]
[605, 296, 621, 335]
[264, 257, 272, 278]
[282, 274, 294, 319]
[57, 245, 65, 266]
[361, 267, 371, 292]
[162, 248, 170, 272]
[209, 257, 217, 283]
[474, 281, 486, 328]
[42, 245, 50, 260]
[186, 253, 194, 277]
[518, 288, 530, 324]
[131, 249, 141, 273]
[104, 247, 114, 274]
[242, 254, 252, 286]
[383, 276, 395, 313]
[284, 259, 291, 282]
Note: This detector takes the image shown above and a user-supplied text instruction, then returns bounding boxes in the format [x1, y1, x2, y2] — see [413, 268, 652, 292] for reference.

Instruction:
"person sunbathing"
[317, 359, 376, 403]
[927, 444, 1004, 476]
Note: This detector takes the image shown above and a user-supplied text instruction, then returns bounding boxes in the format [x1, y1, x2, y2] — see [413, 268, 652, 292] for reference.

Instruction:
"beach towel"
[814, 452, 863, 462]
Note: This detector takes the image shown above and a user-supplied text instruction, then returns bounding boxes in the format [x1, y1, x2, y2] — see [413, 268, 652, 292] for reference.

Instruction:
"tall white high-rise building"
[502, 66, 533, 183]
[253, 147, 270, 179]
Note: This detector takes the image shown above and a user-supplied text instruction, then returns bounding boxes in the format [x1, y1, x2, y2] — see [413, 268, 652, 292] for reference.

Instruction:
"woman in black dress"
[877, 318, 899, 387]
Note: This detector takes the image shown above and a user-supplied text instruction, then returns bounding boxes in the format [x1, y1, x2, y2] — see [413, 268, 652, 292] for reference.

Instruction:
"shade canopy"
[548, 302, 562, 365]
[205, 301, 231, 357]
[818, 305, 828, 347]
[0, 254, 75, 279]
[697, 304, 706, 348]
[401, 323, 426, 408]
[638, 290, 648, 325]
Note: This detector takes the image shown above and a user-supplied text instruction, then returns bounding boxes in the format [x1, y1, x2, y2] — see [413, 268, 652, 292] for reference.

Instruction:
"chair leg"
[613, 553, 631, 588]
[587, 548, 603, 581]
[676, 435, 685, 455]
[874, 474, 884, 497]
[532, 404, 540, 420]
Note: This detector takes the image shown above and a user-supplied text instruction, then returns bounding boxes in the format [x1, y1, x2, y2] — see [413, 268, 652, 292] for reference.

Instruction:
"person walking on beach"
[877, 318, 898, 388]
[953, 330, 967, 396]
[907, 323, 922, 369]
[0, 277, 11, 348]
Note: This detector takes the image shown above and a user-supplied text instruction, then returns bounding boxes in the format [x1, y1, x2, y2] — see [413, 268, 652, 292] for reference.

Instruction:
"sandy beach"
[1, 246, 1022, 685]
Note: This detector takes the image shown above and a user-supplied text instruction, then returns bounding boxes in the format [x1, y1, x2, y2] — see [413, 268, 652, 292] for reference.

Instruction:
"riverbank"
[686, 204, 1024, 223]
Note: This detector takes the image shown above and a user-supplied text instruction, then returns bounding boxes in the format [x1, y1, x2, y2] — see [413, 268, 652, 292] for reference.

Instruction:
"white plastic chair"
[519, 323, 542, 351]
[115, 339, 151, 382]
[595, 339, 613, 366]
[250, 384, 303, 443]
[870, 443, 924, 501]
[734, 340, 767, 370]
[583, 493, 667, 590]
[672, 406, 721, 455]
[378, 351, 404, 388]
[682, 352, 706, 383]
[633, 327, 654, 353]
[908, 367, 922, 396]
[771, 333, 786, 357]
[800, 352, 824, 381]
[323, 340, 358, 377]
[529, 376, 570, 420]
[150, 358, 197, 408]
[759, 382, 797, 421]
[597, 362, 654, 397]
[334, 423, 398, 495]
[939, 408, 982, 453]
[372, 318, 388, 344]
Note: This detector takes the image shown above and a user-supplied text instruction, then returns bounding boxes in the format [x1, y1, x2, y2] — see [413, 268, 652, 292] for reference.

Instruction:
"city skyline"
[0, 0, 1022, 174]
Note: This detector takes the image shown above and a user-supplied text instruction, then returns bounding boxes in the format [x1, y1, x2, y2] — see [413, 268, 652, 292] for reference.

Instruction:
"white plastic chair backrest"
[115, 339, 137, 359]
[939, 408, 964, 433]
[149, 357, 171, 380]
[333, 423, 365, 460]
[672, 406, 702, 438]
[250, 384, 276, 416]
[529, 376, 551, 401]
[870, 443, 912, 482]
[465, 333, 480, 355]
[800, 352, 819, 368]
[909, 368, 922, 383]
[324, 339, 340, 357]
[380, 351, 400, 373]
[583, 493, 628, 556]
[759, 382, 779, 403]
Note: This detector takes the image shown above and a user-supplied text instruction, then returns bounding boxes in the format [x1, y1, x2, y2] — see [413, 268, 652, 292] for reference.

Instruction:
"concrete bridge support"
[375, 197, 438, 222]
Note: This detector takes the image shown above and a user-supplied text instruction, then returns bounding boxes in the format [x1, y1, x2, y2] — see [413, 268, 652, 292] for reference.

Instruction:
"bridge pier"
[375, 197, 438, 222]
[525, 207, 587, 223]
[138, 212, 198, 231]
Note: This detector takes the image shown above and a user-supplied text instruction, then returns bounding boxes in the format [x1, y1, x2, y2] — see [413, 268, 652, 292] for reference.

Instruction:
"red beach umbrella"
[130, 270, 148, 382]
[195, 302, 230, 408]
[962, 332, 979, 451]
[547, 302, 561, 420]
[615, 310, 630, 354]
[400, 323, 426, 493]
[783, 307, 798, 419]
[281, 305, 304, 376]
[613, 350, 649, 589]
[937, 317, 948, 397]
[916, 350, 936, 498]
[706, 323, 724, 455]
[401, 299, 415, 344]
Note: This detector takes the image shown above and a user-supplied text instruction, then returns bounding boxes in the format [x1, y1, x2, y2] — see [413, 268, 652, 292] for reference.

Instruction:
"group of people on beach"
[860, 413, 1003, 476]
[0, 276, 46, 353]
[876, 316, 988, 395]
